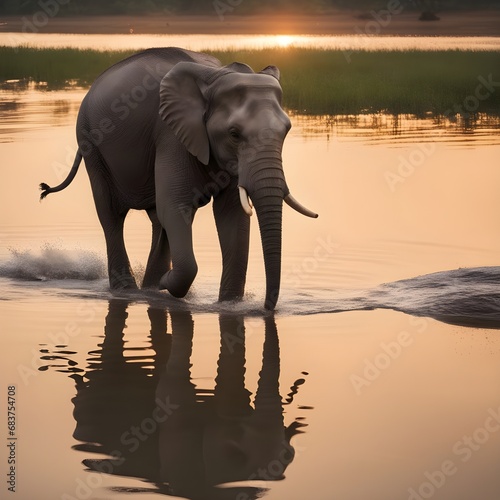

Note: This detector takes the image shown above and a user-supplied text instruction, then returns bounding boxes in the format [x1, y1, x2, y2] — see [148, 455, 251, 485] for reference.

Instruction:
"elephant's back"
[78, 47, 222, 138]
[89, 47, 221, 92]
[82, 48, 220, 108]
[76, 48, 221, 204]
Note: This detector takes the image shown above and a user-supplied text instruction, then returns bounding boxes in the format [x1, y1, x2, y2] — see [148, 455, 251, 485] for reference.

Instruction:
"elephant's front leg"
[156, 203, 198, 298]
[142, 208, 171, 289]
[213, 181, 250, 301]
[155, 150, 198, 298]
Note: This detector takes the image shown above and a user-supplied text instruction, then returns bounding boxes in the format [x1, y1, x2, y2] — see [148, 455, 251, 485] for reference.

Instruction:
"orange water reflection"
[1, 85, 500, 293]
[289, 112, 500, 146]
[1, 86, 499, 146]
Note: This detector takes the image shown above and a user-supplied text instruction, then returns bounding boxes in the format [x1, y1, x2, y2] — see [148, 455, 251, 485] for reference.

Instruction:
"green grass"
[212, 48, 500, 116]
[1, 46, 499, 117]
[0, 47, 136, 87]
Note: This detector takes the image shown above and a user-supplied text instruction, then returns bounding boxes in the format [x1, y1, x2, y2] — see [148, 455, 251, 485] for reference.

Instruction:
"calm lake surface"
[1, 35, 500, 500]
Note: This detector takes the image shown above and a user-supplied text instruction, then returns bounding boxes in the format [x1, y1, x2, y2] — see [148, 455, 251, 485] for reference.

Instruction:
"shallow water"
[1, 41, 500, 499]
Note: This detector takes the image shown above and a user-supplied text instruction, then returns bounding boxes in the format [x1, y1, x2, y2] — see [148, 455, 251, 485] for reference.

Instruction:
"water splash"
[1, 246, 499, 328]
[0, 243, 106, 281]
[370, 267, 500, 329]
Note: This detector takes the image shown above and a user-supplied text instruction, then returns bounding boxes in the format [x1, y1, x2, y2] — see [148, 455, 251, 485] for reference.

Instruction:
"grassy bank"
[214, 48, 500, 116]
[0, 47, 135, 86]
[1, 46, 499, 116]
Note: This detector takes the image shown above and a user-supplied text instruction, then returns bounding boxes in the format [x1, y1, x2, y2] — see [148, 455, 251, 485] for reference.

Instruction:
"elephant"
[40, 47, 318, 309]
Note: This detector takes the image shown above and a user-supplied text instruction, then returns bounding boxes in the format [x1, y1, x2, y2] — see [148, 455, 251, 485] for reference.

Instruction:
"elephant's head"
[159, 61, 318, 309]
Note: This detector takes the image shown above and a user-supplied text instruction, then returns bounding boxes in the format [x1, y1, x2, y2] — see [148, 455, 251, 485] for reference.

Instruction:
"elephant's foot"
[142, 264, 170, 289]
[218, 271, 246, 303]
[218, 289, 244, 302]
[159, 265, 197, 298]
[109, 269, 138, 290]
[141, 274, 160, 289]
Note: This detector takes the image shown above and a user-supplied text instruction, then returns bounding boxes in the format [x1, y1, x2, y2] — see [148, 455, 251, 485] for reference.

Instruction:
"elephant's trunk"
[243, 155, 286, 310]
[256, 194, 283, 311]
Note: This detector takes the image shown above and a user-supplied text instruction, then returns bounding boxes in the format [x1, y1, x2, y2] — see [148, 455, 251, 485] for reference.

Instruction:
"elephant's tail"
[40, 150, 83, 200]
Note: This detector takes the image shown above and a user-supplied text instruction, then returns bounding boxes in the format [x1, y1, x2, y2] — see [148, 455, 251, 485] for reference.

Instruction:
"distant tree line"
[0, 0, 497, 16]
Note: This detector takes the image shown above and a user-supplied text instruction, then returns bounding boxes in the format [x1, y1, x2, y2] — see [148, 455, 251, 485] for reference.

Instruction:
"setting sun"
[276, 35, 295, 47]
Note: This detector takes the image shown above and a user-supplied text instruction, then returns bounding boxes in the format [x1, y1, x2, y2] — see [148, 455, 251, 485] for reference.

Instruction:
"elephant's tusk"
[284, 193, 319, 218]
[238, 186, 253, 216]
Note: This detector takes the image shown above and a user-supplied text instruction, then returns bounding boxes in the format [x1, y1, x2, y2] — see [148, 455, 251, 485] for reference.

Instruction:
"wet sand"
[1, 10, 500, 36]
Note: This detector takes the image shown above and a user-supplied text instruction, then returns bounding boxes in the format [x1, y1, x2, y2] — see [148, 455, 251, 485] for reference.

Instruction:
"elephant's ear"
[159, 62, 218, 165]
[260, 65, 280, 81]
[226, 62, 254, 74]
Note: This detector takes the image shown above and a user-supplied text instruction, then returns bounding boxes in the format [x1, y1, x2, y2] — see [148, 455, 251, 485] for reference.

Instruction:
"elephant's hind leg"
[85, 154, 137, 290]
[142, 208, 171, 288]
[103, 215, 138, 290]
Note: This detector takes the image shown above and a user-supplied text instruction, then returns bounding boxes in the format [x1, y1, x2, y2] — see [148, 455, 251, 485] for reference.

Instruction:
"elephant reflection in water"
[70, 300, 306, 498]
[70, 300, 171, 481]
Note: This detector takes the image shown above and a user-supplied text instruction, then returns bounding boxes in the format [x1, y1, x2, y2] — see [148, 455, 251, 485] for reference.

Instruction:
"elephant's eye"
[229, 128, 241, 141]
